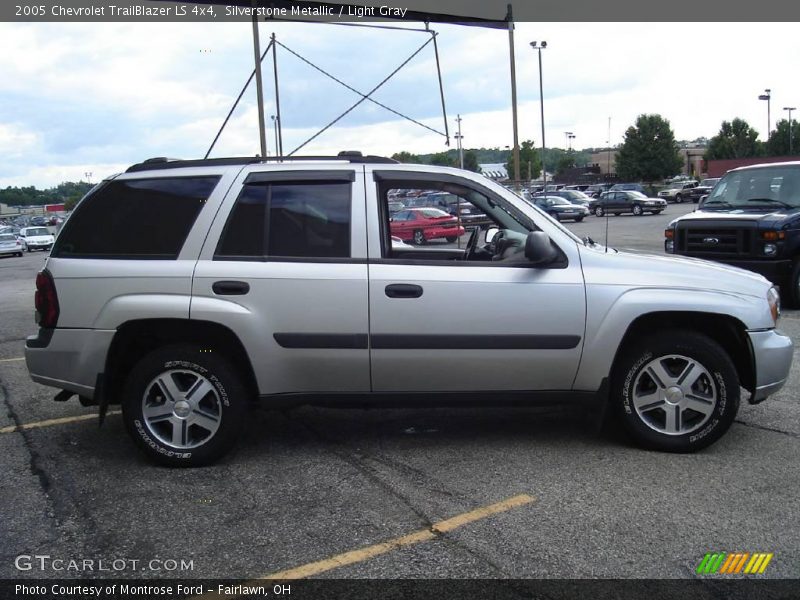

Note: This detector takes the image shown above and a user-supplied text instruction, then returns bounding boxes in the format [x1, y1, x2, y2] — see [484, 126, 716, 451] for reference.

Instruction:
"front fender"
[572, 286, 768, 391]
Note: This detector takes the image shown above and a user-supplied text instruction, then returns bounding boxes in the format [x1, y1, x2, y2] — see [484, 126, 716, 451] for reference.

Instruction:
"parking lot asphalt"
[0, 203, 798, 582]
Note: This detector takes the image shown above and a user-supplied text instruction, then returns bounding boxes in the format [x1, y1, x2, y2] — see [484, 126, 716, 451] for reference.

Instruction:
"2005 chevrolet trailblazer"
[25, 153, 793, 466]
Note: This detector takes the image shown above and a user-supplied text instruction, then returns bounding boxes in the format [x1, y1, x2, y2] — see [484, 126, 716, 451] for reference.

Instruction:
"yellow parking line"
[0, 410, 121, 434]
[0, 357, 25, 363]
[195, 494, 535, 599]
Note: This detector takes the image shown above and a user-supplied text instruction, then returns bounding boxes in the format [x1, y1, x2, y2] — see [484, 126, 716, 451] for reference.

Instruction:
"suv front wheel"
[611, 330, 739, 452]
[122, 344, 249, 467]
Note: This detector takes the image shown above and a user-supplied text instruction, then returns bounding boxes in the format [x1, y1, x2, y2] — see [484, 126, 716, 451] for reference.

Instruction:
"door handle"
[385, 284, 423, 298]
[212, 280, 250, 295]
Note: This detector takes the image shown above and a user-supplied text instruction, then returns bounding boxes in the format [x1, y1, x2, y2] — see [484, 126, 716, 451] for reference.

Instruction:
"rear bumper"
[748, 328, 794, 402]
[25, 328, 115, 400]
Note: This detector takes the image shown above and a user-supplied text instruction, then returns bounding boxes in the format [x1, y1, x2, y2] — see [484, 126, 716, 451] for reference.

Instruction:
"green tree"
[706, 118, 764, 160]
[463, 150, 479, 172]
[506, 140, 541, 182]
[555, 153, 576, 178]
[391, 151, 421, 163]
[766, 119, 800, 156]
[429, 151, 456, 167]
[615, 114, 683, 182]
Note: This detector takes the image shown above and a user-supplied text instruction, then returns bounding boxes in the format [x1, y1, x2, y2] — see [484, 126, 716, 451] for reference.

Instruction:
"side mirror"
[698, 194, 709, 208]
[524, 231, 558, 265]
[484, 227, 499, 244]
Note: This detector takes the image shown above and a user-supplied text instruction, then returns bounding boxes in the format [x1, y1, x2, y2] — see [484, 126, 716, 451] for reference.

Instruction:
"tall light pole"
[271, 115, 279, 157]
[759, 88, 772, 141]
[564, 131, 573, 150]
[568, 133, 576, 151]
[531, 41, 547, 188]
[455, 114, 464, 169]
[784, 107, 796, 154]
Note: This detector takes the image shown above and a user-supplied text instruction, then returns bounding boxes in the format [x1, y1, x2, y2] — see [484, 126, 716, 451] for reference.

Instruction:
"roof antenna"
[605, 116, 611, 253]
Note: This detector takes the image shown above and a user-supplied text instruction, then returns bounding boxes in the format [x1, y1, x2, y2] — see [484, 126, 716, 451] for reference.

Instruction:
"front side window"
[52, 176, 219, 259]
[216, 181, 351, 259]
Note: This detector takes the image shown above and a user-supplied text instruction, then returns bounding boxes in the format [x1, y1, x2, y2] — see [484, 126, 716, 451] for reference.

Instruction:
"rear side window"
[215, 181, 351, 260]
[52, 176, 219, 259]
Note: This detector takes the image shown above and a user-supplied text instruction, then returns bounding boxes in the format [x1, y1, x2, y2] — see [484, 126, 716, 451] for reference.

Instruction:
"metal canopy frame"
[163, 1, 522, 183]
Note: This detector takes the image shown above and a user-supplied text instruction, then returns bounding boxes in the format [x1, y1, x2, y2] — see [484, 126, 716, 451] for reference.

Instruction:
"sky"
[1, 20, 799, 188]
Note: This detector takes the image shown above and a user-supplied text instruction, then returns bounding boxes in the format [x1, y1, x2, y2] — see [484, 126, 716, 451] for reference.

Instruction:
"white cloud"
[2, 20, 800, 188]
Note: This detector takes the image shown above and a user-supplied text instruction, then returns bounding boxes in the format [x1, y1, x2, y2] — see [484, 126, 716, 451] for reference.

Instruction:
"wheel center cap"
[665, 386, 684, 405]
[174, 400, 191, 418]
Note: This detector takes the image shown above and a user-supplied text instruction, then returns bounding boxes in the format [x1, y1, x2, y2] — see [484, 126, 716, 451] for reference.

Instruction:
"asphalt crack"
[734, 419, 800, 438]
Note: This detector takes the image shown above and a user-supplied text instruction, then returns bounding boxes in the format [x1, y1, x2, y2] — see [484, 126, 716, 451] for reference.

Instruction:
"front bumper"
[748, 328, 794, 402]
[25, 327, 115, 400]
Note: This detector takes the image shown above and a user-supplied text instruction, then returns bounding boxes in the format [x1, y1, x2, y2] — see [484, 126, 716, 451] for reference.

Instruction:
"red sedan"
[390, 208, 466, 245]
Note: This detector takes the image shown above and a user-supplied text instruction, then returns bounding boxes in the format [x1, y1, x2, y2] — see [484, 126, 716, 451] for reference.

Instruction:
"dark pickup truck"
[665, 162, 800, 306]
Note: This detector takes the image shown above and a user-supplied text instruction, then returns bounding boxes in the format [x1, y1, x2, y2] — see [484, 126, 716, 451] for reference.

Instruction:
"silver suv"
[25, 153, 793, 466]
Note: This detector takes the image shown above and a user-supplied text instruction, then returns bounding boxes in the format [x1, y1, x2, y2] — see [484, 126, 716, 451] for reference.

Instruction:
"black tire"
[652, 211, 663, 215]
[675, 194, 683, 204]
[16, 252, 23, 257]
[550, 212, 561, 221]
[445, 236, 458, 243]
[122, 344, 250, 467]
[632, 204, 643, 216]
[412, 229, 426, 245]
[574, 216, 584, 223]
[611, 330, 739, 452]
[785, 260, 800, 309]
[614, 213, 621, 216]
[594, 206, 604, 217]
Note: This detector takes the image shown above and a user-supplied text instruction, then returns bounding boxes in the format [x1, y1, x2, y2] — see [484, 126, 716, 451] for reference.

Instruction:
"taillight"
[34, 270, 59, 328]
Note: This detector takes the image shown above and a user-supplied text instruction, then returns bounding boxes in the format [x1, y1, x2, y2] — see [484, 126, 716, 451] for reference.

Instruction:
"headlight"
[665, 240, 674, 253]
[763, 243, 777, 256]
[768, 286, 781, 324]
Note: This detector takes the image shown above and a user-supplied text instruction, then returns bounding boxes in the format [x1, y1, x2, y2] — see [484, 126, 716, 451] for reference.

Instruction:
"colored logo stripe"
[697, 552, 773, 574]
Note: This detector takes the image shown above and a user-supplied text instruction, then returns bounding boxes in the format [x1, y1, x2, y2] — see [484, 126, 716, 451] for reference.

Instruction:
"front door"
[366, 172, 586, 393]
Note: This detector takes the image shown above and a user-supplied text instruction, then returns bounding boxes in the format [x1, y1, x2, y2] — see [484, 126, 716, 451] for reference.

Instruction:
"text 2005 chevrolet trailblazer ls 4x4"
[25, 154, 793, 466]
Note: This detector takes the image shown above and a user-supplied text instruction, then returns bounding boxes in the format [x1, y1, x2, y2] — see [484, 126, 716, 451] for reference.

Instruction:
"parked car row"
[0, 226, 55, 255]
[589, 191, 667, 216]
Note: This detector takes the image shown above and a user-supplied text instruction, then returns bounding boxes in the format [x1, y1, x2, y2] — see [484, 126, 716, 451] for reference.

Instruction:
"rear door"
[192, 166, 370, 396]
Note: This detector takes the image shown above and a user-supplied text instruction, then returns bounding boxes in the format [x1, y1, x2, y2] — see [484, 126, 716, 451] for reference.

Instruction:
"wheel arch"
[103, 318, 258, 406]
[609, 311, 754, 394]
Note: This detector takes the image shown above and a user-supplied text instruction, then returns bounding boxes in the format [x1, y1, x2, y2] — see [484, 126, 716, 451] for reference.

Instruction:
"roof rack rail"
[125, 152, 398, 173]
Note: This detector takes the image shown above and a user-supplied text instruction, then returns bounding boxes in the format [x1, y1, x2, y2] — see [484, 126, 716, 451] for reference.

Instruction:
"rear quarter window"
[52, 176, 219, 259]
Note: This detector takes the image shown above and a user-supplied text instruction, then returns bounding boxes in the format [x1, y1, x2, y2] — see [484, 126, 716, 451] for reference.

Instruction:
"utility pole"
[759, 89, 772, 141]
[455, 114, 464, 169]
[507, 5, 521, 189]
[250, 9, 267, 158]
[785, 107, 796, 154]
[531, 41, 547, 189]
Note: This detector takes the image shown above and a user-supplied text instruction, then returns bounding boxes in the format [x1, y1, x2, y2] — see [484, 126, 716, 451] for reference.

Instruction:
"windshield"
[0, 234, 15, 242]
[700, 178, 719, 187]
[25, 227, 50, 236]
[705, 166, 800, 208]
[547, 198, 571, 206]
[628, 191, 648, 199]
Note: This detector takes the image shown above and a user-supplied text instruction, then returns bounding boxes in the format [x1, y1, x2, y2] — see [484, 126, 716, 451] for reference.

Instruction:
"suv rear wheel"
[632, 204, 643, 216]
[122, 344, 249, 467]
[611, 330, 739, 452]
[594, 206, 604, 217]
